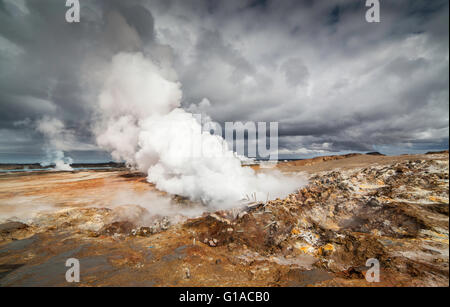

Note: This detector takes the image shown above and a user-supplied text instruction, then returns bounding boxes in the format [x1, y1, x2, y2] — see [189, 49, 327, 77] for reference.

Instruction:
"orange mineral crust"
[0, 152, 448, 286]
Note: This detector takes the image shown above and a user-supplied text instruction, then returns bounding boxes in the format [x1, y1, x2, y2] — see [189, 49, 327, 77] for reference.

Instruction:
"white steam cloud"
[96, 52, 304, 209]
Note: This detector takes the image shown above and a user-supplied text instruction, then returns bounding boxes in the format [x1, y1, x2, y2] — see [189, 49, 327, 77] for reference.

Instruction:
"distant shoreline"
[0, 150, 447, 171]
[0, 162, 125, 171]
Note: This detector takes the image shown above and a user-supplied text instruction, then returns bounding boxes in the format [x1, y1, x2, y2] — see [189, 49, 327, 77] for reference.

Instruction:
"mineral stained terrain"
[0, 152, 448, 286]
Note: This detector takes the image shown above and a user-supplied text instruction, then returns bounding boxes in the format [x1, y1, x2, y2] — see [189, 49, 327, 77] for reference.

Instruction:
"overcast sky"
[0, 0, 448, 163]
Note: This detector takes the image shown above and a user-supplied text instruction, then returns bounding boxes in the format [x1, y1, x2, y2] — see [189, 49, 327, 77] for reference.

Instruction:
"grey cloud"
[0, 0, 448, 162]
[281, 57, 309, 87]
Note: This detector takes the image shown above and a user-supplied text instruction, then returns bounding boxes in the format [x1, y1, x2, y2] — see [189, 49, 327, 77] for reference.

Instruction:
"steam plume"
[96, 52, 303, 209]
[36, 117, 73, 171]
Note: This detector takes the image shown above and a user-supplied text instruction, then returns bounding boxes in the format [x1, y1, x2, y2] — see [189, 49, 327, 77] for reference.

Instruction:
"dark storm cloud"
[0, 0, 448, 162]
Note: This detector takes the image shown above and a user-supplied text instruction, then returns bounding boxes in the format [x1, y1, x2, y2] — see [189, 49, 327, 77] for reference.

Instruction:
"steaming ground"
[0, 165, 305, 228]
[0, 170, 212, 226]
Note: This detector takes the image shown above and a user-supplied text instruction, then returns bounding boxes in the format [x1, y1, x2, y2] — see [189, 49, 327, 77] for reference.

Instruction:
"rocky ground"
[0, 152, 448, 286]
